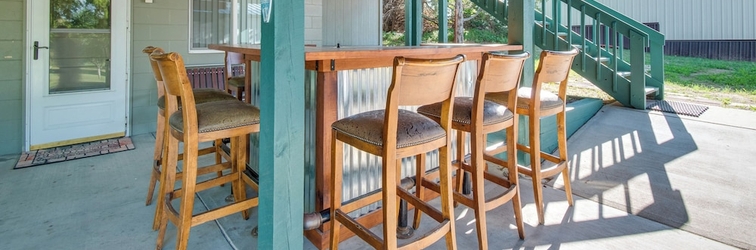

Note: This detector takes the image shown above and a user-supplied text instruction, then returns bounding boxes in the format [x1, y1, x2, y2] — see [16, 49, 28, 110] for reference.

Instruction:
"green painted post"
[405, 0, 422, 45]
[258, 0, 305, 248]
[629, 30, 646, 109]
[507, 0, 535, 166]
[438, 0, 448, 43]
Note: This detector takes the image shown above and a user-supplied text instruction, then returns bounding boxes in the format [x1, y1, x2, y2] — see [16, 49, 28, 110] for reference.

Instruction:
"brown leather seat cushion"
[332, 109, 446, 149]
[486, 87, 563, 111]
[169, 100, 260, 133]
[157, 89, 235, 110]
[227, 76, 246, 88]
[417, 97, 514, 127]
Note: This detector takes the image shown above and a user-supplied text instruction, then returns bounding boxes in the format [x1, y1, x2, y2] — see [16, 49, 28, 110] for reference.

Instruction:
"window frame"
[187, 0, 241, 54]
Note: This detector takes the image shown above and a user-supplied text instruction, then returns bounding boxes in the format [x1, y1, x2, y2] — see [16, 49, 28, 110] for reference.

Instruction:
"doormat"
[646, 100, 709, 117]
[14, 137, 135, 169]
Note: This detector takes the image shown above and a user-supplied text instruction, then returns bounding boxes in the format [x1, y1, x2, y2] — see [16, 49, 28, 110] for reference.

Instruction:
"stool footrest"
[397, 219, 451, 250]
[334, 209, 383, 248]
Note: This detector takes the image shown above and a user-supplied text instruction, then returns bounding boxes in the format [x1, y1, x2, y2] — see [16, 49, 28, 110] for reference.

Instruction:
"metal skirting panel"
[664, 40, 756, 62]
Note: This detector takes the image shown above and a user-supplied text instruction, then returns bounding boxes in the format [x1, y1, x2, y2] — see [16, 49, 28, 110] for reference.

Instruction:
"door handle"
[33, 41, 49, 60]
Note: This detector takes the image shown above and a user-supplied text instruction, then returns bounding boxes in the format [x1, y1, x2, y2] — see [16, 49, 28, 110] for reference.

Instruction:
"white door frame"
[24, 0, 131, 151]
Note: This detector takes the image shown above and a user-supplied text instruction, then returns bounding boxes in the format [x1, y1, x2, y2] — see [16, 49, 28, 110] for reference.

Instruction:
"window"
[190, 0, 261, 52]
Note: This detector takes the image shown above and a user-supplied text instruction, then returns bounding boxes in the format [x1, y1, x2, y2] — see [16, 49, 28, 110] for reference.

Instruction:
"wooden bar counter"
[209, 43, 523, 249]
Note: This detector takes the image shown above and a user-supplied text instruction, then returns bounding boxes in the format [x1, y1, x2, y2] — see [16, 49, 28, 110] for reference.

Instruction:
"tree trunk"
[453, 0, 464, 43]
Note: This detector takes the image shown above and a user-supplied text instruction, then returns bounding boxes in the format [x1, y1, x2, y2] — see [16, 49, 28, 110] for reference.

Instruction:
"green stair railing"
[471, 0, 665, 109]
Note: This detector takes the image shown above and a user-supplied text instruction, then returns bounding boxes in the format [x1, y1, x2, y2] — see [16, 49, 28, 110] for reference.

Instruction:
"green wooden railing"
[470, 0, 665, 109]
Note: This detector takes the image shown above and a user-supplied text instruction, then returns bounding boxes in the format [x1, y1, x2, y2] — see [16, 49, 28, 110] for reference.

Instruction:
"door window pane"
[49, 0, 111, 94]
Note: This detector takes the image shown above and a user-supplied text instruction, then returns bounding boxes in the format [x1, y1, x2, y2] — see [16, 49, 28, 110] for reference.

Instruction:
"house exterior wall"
[593, 0, 756, 40]
[0, 1, 324, 155]
[322, 0, 380, 46]
[0, 0, 24, 155]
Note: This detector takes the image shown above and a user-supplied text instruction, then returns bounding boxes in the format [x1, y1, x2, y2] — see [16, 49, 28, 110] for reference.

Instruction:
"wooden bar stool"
[487, 49, 579, 225]
[224, 52, 247, 102]
[329, 55, 465, 249]
[415, 52, 530, 249]
[142, 46, 236, 225]
[151, 50, 261, 250]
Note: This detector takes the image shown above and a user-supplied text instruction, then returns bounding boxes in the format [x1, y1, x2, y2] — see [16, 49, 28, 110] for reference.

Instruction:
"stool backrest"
[143, 46, 165, 99]
[384, 54, 465, 148]
[151, 51, 198, 134]
[535, 49, 579, 86]
[478, 52, 530, 94]
[225, 52, 245, 78]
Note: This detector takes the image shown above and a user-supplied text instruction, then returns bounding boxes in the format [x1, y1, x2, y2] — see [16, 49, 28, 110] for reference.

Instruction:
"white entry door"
[26, 0, 129, 150]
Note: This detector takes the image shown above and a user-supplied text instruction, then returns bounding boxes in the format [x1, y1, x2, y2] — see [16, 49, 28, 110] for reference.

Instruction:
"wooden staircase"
[471, 0, 665, 109]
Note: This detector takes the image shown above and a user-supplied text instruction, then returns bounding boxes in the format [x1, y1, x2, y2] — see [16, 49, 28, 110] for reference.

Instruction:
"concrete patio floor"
[0, 103, 752, 249]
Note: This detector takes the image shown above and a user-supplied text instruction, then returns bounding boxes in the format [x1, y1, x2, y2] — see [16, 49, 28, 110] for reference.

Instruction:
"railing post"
[438, 0, 448, 43]
[649, 39, 665, 100]
[405, 0, 422, 45]
[629, 30, 646, 109]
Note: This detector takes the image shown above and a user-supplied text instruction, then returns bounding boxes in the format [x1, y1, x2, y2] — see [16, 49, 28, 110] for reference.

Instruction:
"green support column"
[508, 0, 536, 166]
[438, 0, 448, 43]
[259, 0, 305, 248]
[405, 0, 422, 45]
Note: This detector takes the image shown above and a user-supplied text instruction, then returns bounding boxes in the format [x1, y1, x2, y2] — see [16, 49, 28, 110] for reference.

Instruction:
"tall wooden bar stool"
[415, 52, 530, 249]
[329, 55, 465, 249]
[487, 49, 578, 225]
[151, 50, 261, 250]
[142, 46, 235, 216]
[224, 52, 247, 102]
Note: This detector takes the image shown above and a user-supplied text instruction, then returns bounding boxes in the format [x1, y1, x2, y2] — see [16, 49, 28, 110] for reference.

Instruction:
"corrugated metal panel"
[592, 0, 756, 40]
[322, 0, 381, 46]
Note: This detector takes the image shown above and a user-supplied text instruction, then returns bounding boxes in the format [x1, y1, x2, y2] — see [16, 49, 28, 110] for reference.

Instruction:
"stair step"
[536, 21, 551, 27]
[645, 87, 659, 96]
[617, 71, 632, 78]
[558, 32, 568, 38]
[598, 57, 610, 64]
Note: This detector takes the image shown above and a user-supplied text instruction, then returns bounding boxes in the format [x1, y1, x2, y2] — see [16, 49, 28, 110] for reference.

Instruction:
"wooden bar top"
[209, 43, 524, 61]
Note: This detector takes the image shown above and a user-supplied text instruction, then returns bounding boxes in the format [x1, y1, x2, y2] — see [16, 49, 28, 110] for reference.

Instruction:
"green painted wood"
[438, 0, 448, 43]
[629, 30, 646, 109]
[404, 0, 422, 45]
[258, 0, 305, 248]
[470, 0, 665, 110]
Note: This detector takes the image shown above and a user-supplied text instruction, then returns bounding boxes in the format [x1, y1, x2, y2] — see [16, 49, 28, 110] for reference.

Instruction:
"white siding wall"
[322, 0, 381, 46]
[305, 0, 323, 45]
[592, 0, 756, 40]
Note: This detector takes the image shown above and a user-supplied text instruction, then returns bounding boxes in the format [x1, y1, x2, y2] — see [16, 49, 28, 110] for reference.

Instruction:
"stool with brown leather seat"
[151, 50, 261, 250]
[329, 55, 465, 249]
[224, 51, 247, 102]
[486, 49, 578, 225]
[415, 52, 530, 249]
[142, 47, 237, 230]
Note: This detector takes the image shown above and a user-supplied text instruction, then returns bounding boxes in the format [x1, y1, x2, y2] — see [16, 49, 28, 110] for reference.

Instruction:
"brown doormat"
[14, 137, 135, 169]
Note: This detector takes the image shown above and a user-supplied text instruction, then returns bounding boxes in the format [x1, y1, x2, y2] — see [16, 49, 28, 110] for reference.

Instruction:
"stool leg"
[147, 112, 166, 206]
[454, 131, 465, 207]
[438, 144, 458, 249]
[153, 119, 170, 230]
[155, 133, 179, 250]
[214, 139, 224, 186]
[329, 136, 344, 249]
[557, 111, 573, 206]
[233, 135, 251, 220]
[504, 125, 525, 239]
[529, 114, 545, 225]
[381, 154, 399, 249]
[412, 153, 426, 229]
[470, 131, 488, 250]
[175, 138, 199, 250]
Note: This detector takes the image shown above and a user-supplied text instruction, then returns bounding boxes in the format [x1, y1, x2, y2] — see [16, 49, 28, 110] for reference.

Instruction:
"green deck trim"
[404, 0, 422, 45]
[258, 1, 306, 248]
[437, 0, 448, 43]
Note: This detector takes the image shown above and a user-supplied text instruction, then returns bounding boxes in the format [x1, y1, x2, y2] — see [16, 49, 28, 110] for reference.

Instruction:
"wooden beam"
[438, 0, 448, 43]
[258, 0, 305, 248]
[405, 0, 422, 45]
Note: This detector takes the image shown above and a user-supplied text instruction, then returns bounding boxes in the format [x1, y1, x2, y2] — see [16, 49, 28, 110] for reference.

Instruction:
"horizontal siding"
[593, 0, 756, 40]
[0, 0, 24, 155]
